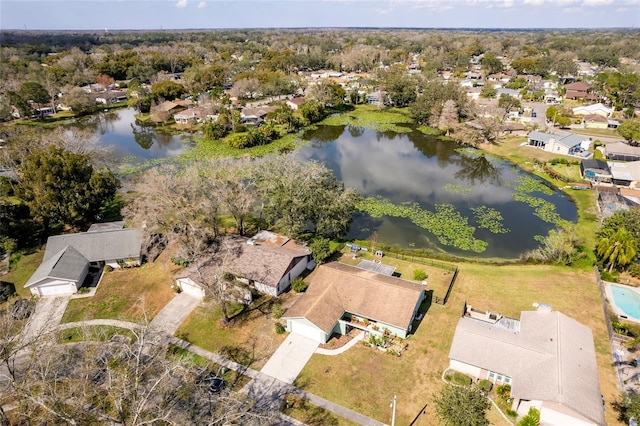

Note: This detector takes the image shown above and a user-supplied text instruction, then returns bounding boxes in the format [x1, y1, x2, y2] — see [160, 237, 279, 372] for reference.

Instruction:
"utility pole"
[390, 394, 397, 426]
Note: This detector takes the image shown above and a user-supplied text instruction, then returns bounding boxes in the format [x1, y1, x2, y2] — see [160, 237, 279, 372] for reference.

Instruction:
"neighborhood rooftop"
[449, 310, 605, 426]
[43, 228, 143, 263]
[25, 246, 88, 288]
[284, 262, 424, 334]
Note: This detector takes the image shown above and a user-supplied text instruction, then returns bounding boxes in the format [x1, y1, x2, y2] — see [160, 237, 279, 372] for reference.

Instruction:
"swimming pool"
[610, 284, 640, 321]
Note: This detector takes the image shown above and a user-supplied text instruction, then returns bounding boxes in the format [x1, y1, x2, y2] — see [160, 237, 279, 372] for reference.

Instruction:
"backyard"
[295, 261, 620, 426]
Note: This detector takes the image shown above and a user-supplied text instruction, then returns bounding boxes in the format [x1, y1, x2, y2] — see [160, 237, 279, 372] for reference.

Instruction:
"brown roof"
[240, 106, 278, 118]
[176, 235, 309, 289]
[283, 262, 425, 333]
[287, 97, 306, 106]
[449, 310, 604, 426]
[564, 81, 590, 91]
[583, 114, 607, 123]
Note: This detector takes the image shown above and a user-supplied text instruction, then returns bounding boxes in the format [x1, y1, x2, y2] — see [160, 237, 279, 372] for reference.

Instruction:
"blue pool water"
[610, 284, 640, 320]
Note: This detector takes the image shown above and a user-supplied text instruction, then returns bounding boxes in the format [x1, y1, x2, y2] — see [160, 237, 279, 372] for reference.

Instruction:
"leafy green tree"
[256, 157, 360, 239]
[16, 146, 120, 234]
[151, 80, 186, 101]
[517, 407, 540, 426]
[480, 54, 503, 75]
[309, 236, 331, 264]
[382, 68, 417, 107]
[597, 210, 640, 241]
[556, 115, 572, 128]
[616, 391, 640, 425]
[410, 81, 469, 125]
[435, 384, 491, 426]
[480, 84, 497, 99]
[545, 105, 558, 123]
[617, 119, 640, 144]
[299, 99, 327, 124]
[596, 228, 638, 272]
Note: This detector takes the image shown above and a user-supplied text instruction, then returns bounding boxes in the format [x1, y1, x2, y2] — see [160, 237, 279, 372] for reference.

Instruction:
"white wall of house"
[30, 276, 83, 297]
[544, 140, 571, 155]
[276, 256, 309, 295]
[254, 281, 277, 297]
[448, 360, 482, 378]
[176, 277, 206, 300]
[286, 318, 329, 343]
[104, 257, 141, 268]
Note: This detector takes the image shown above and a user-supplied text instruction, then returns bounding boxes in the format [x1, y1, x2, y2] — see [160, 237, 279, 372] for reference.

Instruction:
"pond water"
[65, 108, 193, 163]
[298, 124, 578, 258]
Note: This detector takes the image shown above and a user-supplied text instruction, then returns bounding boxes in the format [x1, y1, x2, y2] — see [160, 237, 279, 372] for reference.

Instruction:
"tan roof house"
[583, 114, 608, 129]
[282, 262, 426, 343]
[448, 304, 605, 426]
[174, 231, 311, 299]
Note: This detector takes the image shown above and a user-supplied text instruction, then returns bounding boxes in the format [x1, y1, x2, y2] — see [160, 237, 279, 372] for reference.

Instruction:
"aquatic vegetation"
[471, 206, 510, 234]
[417, 125, 444, 136]
[321, 108, 413, 133]
[357, 197, 487, 253]
[512, 175, 554, 195]
[442, 183, 472, 195]
[508, 175, 562, 224]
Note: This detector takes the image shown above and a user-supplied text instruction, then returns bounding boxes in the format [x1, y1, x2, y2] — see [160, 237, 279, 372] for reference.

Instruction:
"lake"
[298, 124, 578, 258]
[67, 108, 194, 163]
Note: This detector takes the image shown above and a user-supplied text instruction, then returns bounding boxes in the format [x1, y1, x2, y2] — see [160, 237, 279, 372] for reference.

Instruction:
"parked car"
[196, 371, 225, 393]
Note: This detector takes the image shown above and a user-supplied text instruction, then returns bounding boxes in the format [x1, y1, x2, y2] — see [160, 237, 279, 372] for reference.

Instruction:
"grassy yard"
[295, 261, 621, 426]
[60, 251, 177, 323]
[0, 250, 44, 306]
[338, 250, 456, 302]
[176, 292, 295, 370]
[282, 394, 359, 426]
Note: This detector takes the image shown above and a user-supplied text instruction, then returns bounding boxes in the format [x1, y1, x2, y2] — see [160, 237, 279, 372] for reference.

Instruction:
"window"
[497, 374, 504, 382]
[488, 372, 495, 380]
[505, 377, 512, 385]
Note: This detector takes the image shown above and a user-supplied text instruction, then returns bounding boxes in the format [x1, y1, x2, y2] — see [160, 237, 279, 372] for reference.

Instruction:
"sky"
[1, 0, 639, 30]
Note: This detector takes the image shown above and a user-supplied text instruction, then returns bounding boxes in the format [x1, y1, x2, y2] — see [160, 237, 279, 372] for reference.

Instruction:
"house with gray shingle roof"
[527, 131, 590, 156]
[25, 225, 143, 297]
[448, 304, 605, 426]
[282, 262, 426, 343]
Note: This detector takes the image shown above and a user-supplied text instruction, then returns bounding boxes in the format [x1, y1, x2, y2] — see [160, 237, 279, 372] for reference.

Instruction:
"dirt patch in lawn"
[296, 262, 622, 426]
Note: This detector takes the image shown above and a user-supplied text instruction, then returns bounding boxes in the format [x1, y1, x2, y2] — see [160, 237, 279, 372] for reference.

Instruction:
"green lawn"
[282, 394, 359, 426]
[0, 250, 44, 304]
[295, 261, 622, 426]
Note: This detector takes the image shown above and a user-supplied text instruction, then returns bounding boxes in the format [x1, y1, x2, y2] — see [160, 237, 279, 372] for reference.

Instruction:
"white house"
[572, 103, 613, 117]
[286, 97, 306, 111]
[448, 304, 605, 426]
[283, 262, 426, 344]
[174, 231, 311, 299]
[527, 131, 589, 156]
[25, 226, 143, 296]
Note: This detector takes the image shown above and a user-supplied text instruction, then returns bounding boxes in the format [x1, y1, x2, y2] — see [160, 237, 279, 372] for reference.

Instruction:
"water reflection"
[299, 125, 578, 257]
[63, 108, 193, 163]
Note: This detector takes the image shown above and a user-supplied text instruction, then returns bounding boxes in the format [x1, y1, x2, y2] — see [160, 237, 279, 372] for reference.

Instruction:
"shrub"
[171, 257, 190, 267]
[104, 265, 113, 273]
[77, 287, 91, 294]
[413, 269, 428, 281]
[477, 379, 493, 392]
[496, 384, 511, 399]
[223, 272, 235, 282]
[275, 322, 285, 334]
[629, 263, 640, 278]
[451, 372, 472, 386]
[600, 269, 619, 282]
[291, 277, 308, 293]
[271, 303, 285, 319]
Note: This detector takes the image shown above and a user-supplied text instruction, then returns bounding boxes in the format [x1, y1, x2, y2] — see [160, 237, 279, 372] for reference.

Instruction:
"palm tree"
[596, 228, 638, 272]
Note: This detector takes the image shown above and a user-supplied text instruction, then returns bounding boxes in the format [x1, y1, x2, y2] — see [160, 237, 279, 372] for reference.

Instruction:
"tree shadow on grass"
[220, 342, 258, 369]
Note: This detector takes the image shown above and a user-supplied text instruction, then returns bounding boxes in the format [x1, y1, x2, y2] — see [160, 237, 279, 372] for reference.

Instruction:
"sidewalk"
[315, 331, 364, 355]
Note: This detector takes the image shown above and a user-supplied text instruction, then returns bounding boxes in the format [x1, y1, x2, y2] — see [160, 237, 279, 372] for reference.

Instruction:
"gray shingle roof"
[527, 131, 587, 149]
[43, 229, 143, 263]
[25, 246, 88, 287]
[449, 310, 605, 426]
[283, 262, 425, 334]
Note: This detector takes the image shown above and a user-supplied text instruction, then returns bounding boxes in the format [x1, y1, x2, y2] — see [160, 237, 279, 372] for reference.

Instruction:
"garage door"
[290, 321, 326, 343]
[177, 279, 205, 299]
[38, 284, 73, 296]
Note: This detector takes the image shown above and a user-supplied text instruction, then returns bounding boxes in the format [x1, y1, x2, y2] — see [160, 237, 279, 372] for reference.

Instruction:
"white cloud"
[524, 0, 545, 5]
[198, 0, 206, 7]
[175, 0, 188, 8]
[582, 0, 613, 5]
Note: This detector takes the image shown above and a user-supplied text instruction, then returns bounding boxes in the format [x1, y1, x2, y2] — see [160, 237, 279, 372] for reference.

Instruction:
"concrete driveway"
[20, 296, 69, 345]
[148, 292, 201, 335]
[260, 333, 319, 384]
